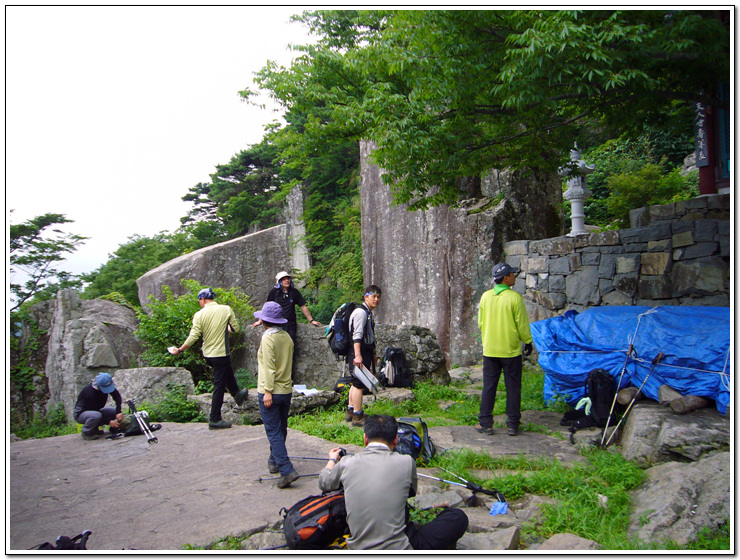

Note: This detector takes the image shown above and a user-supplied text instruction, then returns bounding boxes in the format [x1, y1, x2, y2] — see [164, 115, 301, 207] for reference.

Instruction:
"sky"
[7, 5, 314, 278]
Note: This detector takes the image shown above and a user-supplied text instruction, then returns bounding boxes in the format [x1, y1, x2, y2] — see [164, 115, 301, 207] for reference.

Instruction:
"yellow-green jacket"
[478, 284, 533, 358]
[257, 327, 294, 395]
[184, 301, 241, 358]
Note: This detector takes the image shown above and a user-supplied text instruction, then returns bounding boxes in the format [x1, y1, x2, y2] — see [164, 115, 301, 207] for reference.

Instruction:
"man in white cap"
[74, 372, 123, 440]
[476, 263, 533, 437]
[172, 288, 248, 430]
[254, 301, 298, 488]
[253, 272, 321, 378]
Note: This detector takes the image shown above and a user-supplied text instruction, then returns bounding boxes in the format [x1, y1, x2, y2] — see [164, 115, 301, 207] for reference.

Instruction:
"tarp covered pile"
[530, 306, 731, 414]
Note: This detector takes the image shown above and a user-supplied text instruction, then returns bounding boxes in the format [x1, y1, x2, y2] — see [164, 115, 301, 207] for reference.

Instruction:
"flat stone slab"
[10, 416, 585, 551]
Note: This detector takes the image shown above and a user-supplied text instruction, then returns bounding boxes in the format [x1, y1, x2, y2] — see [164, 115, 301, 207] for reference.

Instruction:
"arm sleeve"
[409, 460, 418, 498]
[182, 313, 202, 349]
[266, 288, 277, 302]
[111, 389, 123, 414]
[350, 309, 367, 343]
[318, 463, 343, 493]
[228, 307, 241, 335]
[516, 298, 533, 344]
[262, 335, 277, 393]
[293, 288, 306, 307]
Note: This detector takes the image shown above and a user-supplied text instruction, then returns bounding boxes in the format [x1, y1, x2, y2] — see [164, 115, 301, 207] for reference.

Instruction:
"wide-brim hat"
[275, 271, 291, 283]
[254, 301, 287, 324]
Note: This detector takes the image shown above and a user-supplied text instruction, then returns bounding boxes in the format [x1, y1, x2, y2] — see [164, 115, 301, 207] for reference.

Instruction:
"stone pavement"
[9, 411, 583, 552]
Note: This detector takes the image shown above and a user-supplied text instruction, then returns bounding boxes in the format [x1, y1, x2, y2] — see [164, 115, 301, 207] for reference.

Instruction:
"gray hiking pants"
[76, 407, 117, 434]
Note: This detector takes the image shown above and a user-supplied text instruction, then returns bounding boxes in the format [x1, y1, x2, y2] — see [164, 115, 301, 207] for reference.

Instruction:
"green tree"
[251, 10, 729, 210]
[135, 280, 254, 384]
[10, 212, 87, 312]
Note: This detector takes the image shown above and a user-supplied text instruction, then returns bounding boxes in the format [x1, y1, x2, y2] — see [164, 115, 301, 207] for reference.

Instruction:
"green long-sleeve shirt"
[478, 284, 533, 358]
[183, 301, 241, 358]
[257, 327, 294, 394]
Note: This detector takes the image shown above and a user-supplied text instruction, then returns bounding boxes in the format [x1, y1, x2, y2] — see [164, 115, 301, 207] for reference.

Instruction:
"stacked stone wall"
[505, 194, 730, 322]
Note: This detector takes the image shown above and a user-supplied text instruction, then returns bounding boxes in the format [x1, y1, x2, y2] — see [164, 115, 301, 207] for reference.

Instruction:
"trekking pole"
[289, 448, 347, 462]
[600, 343, 635, 447]
[134, 411, 158, 444]
[604, 352, 664, 448]
[258, 473, 320, 483]
[418, 472, 505, 503]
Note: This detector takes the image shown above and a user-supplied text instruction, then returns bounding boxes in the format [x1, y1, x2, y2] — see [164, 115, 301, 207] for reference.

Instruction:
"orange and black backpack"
[281, 491, 348, 549]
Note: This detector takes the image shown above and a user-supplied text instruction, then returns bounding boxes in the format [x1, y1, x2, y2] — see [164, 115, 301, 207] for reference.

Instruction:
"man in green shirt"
[476, 263, 533, 437]
[172, 288, 248, 429]
[254, 301, 298, 489]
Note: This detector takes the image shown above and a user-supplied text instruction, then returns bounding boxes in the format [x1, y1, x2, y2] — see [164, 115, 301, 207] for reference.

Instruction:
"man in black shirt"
[252, 272, 321, 377]
[74, 373, 123, 440]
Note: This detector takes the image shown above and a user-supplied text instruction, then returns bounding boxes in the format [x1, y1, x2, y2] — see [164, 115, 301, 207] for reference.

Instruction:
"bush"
[135, 279, 254, 386]
[606, 165, 699, 228]
[140, 384, 206, 423]
[11, 403, 79, 440]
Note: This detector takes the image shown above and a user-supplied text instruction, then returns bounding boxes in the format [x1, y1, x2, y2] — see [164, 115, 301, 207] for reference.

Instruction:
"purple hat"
[254, 301, 287, 324]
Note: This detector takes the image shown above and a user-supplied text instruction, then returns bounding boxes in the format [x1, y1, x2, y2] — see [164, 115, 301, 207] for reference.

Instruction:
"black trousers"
[406, 508, 469, 550]
[205, 355, 239, 422]
[478, 355, 523, 430]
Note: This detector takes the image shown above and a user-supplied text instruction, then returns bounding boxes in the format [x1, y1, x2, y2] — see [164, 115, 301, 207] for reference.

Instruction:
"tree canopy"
[10, 212, 87, 312]
[250, 9, 730, 210]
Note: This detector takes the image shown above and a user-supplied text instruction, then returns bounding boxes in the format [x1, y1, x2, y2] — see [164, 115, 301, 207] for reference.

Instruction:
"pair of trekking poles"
[126, 399, 159, 444]
[599, 347, 664, 448]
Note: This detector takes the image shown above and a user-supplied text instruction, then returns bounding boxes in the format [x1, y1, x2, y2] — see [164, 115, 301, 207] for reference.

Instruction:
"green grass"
[11, 403, 80, 439]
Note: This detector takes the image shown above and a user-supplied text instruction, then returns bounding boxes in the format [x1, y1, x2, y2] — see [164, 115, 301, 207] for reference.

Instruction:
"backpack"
[333, 376, 354, 393]
[380, 347, 413, 388]
[117, 412, 156, 437]
[562, 368, 617, 431]
[396, 416, 435, 465]
[326, 303, 360, 357]
[35, 530, 91, 550]
[281, 491, 349, 550]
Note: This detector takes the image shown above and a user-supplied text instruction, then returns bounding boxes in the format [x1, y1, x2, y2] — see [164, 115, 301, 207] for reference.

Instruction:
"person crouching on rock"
[254, 301, 299, 489]
[74, 372, 123, 440]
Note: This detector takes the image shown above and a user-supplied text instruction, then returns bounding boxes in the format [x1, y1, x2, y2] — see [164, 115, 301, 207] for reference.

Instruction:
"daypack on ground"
[396, 416, 435, 465]
[326, 302, 360, 357]
[380, 347, 413, 388]
[281, 491, 349, 549]
[116, 412, 159, 437]
[561, 368, 617, 430]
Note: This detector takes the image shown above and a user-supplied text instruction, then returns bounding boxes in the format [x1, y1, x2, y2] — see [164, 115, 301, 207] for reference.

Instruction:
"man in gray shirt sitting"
[318, 414, 468, 550]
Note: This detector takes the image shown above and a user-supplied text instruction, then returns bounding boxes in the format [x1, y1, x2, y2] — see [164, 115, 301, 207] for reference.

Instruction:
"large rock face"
[136, 185, 309, 308]
[112, 367, 196, 405]
[45, 289, 144, 421]
[136, 225, 291, 307]
[360, 140, 563, 367]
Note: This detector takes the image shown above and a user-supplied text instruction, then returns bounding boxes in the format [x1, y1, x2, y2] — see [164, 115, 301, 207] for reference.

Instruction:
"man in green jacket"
[476, 263, 533, 437]
[172, 288, 248, 430]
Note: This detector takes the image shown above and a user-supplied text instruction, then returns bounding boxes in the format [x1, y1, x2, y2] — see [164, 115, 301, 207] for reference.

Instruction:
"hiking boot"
[351, 411, 365, 427]
[475, 423, 494, 435]
[507, 427, 519, 436]
[209, 420, 232, 430]
[277, 470, 299, 489]
[234, 388, 249, 406]
[268, 459, 279, 474]
[345, 408, 355, 423]
[81, 432, 100, 440]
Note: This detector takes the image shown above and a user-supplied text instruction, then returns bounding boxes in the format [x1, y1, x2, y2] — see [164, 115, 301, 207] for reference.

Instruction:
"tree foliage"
[9, 212, 87, 312]
[251, 9, 729, 210]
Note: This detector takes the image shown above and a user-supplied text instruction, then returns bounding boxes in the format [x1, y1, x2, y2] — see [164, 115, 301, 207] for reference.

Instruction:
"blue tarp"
[530, 306, 731, 415]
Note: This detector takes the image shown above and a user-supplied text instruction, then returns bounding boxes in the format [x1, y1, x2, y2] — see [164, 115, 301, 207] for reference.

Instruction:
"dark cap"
[492, 263, 520, 281]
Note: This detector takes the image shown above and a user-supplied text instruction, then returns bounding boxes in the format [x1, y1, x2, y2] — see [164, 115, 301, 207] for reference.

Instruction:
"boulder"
[456, 526, 520, 550]
[45, 289, 143, 421]
[628, 451, 730, 546]
[537, 533, 601, 550]
[620, 402, 730, 467]
[112, 367, 196, 405]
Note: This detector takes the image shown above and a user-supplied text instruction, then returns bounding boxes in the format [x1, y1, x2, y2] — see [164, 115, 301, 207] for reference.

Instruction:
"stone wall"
[136, 186, 308, 308]
[505, 194, 730, 323]
[360, 140, 564, 367]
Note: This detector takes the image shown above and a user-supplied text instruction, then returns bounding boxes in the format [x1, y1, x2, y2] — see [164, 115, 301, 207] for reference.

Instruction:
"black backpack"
[561, 368, 617, 431]
[396, 416, 435, 465]
[35, 530, 91, 550]
[326, 303, 360, 357]
[380, 347, 413, 388]
[281, 491, 349, 549]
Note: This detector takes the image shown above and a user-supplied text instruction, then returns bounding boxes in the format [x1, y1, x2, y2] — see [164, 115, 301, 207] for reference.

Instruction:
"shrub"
[12, 403, 79, 440]
[140, 384, 206, 423]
